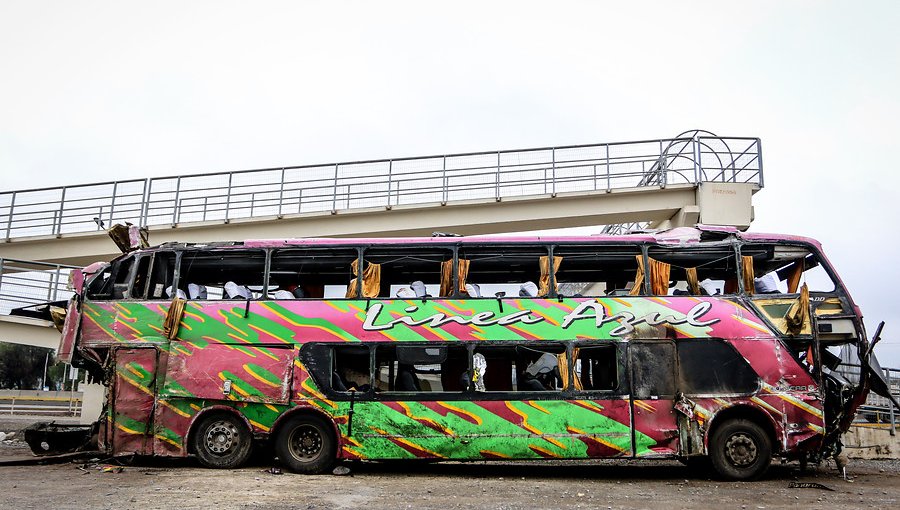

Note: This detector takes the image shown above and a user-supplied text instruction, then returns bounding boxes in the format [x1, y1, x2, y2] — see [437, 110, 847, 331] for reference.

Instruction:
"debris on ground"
[332, 465, 351, 476]
[788, 482, 835, 491]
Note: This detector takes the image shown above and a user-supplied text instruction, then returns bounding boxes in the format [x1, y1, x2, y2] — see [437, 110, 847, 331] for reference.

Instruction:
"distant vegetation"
[0, 342, 66, 390]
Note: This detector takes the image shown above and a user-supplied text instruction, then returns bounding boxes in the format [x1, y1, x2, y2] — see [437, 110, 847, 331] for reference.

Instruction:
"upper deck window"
[646, 246, 738, 296]
[361, 247, 453, 298]
[457, 245, 549, 298]
[179, 250, 267, 300]
[553, 245, 643, 297]
[129, 251, 177, 300]
[741, 244, 836, 294]
[269, 247, 359, 299]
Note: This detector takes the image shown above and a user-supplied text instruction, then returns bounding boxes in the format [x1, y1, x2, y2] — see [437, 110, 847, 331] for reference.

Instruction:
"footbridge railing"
[1, 135, 762, 241]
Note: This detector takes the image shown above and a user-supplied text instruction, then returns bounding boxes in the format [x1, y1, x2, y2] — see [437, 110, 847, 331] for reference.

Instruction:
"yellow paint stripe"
[159, 400, 192, 418]
[114, 423, 142, 435]
[154, 434, 181, 448]
[567, 426, 628, 454]
[529, 444, 562, 458]
[243, 365, 282, 389]
[248, 419, 271, 432]
[436, 401, 482, 425]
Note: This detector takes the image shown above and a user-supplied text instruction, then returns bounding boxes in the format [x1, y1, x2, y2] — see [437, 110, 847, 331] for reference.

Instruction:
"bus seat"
[188, 283, 208, 300]
[165, 285, 187, 300]
[331, 371, 348, 392]
[271, 290, 294, 299]
[225, 281, 251, 299]
[395, 364, 421, 391]
[519, 281, 538, 297]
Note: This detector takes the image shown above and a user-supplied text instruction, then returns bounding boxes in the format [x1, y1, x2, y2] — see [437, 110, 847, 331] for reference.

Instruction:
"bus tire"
[275, 414, 336, 474]
[709, 419, 771, 481]
[192, 412, 253, 469]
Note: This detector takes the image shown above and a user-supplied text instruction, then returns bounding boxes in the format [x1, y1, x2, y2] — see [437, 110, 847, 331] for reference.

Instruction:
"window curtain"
[538, 255, 563, 297]
[346, 259, 381, 298]
[786, 283, 810, 335]
[163, 297, 186, 341]
[440, 260, 453, 297]
[457, 259, 470, 295]
[685, 267, 700, 295]
[649, 258, 671, 296]
[556, 350, 583, 391]
[741, 255, 756, 295]
[628, 255, 646, 296]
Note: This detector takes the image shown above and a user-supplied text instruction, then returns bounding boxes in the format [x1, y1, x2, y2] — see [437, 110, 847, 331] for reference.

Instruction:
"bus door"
[109, 346, 160, 456]
[629, 341, 679, 457]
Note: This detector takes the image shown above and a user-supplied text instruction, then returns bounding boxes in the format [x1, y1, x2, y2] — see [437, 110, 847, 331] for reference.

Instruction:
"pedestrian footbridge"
[1, 132, 762, 266]
[0, 131, 763, 348]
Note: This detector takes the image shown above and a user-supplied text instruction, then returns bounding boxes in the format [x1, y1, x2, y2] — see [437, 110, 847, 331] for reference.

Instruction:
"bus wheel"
[275, 414, 336, 474]
[710, 419, 771, 481]
[193, 413, 253, 469]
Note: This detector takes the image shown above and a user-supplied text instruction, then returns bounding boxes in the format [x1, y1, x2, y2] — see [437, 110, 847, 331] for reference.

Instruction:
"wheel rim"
[724, 432, 758, 467]
[205, 420, 239, 455]
[288, 424, 323, 460]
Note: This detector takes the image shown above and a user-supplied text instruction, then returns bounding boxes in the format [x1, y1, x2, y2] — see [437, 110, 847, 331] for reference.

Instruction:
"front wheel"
[192, 413, 253, 469]
[275, 414, 336, 474]
[709, 419, 772, 481]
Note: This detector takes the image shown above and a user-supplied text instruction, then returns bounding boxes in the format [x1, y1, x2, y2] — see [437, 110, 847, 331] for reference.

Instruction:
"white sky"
[2, 1, 900, 365]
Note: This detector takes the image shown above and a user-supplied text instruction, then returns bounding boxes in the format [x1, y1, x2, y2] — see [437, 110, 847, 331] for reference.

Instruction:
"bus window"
[179, 250, 267, 300]
[374, 344, 468, 393]
[457, 245, 548, 298]
[269, 248, 359, 299]
[646, 247, 738, 296]
[131, 254, 151, 299]
[146, 251, 178, 300]
[629, 342, 675, 399]
[331, 345, 372, 393]
[362, 247, 453, 298]
[742, 244, 836, 294]
[574, 345, 619, 391]
[677, 339, 758, 396]
[86, 255, 135, 300]
[553, 245, 643, 297]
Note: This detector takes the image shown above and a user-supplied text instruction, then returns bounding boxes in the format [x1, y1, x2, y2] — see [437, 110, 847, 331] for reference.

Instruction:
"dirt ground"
[2, 419, 899, 510]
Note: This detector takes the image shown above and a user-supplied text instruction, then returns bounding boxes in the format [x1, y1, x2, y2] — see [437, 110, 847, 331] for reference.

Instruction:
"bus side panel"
[161, 342, 294, 404]
[726, 338, 824, 452]
[110, 347, 159, 456]
[79, 301, 169, 346]
[338, 398, 633, 461]
[632, 399, 679, 457]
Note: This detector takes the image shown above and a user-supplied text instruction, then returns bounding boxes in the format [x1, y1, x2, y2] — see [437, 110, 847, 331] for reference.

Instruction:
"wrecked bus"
[47, 226, 894, 480]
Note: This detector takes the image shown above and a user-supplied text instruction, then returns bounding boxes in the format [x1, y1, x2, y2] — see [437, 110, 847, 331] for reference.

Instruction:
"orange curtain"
[649, 258, 671, 295]
[741, 255, 756, 295]
[787, 259, 804, 294]
[556, 351, 583, 391]
[628, 255, 646, 296]
[538, 256, 563, 296]
[786, 283, 810, 335]
[163, 297, 186, 341]
[440, 260, 453, 297]
[457, 259, 470, 295]
[685, 267, 700, 295]
[346, 259, 381, 298]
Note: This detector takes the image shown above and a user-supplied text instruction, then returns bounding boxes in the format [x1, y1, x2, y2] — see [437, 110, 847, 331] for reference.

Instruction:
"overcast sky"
[2, 1, 899, 364]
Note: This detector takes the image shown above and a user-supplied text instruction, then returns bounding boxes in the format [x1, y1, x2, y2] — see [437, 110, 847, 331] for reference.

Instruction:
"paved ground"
[2, 419, 899, 510]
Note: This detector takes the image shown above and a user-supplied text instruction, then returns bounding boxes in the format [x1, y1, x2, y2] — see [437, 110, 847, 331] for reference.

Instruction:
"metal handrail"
[0, 257, 77, 313]
[0, 136, 763, 241]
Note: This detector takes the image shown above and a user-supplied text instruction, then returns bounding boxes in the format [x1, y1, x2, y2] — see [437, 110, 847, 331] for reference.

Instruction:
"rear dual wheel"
[275, 414, 337, 474]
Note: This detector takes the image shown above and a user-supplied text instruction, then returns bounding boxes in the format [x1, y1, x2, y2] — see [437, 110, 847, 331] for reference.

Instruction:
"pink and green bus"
[49, 226, 890, 480]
